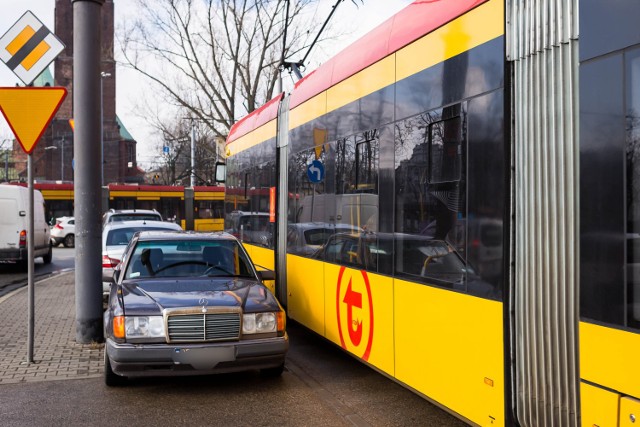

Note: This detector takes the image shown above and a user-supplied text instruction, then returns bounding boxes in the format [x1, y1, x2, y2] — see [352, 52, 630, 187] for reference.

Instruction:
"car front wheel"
[63, 234, 75, 248]
[104, 350, 126, 386]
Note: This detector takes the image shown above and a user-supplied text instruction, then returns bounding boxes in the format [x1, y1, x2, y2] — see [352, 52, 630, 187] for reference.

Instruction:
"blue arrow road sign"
[307, 160, 324, 183]
[163, 146, 170, 154]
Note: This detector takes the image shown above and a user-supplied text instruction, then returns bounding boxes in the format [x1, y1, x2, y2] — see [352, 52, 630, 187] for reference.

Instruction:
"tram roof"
[227, 0, 487, 144]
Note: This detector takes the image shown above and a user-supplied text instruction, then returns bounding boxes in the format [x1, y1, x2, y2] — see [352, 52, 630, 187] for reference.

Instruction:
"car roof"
[135, 230, 237, 242]
[103, 220, 181, 231]
[108, 209, 160, 214]
[289, 222, 360, 230]
[231, 210, 270, 217]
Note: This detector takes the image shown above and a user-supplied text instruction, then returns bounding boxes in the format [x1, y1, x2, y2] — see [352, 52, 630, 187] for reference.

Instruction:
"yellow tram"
[223, 1, 640, 425]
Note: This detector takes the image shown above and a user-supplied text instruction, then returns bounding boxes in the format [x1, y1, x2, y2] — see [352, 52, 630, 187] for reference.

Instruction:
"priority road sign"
[0, 11, 65, 86]
[0, 87, 67, 154]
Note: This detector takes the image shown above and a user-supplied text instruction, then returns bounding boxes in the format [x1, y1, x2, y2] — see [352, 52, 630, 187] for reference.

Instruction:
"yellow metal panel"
[323, 264, 395, 375]
[580, 321, 640, 399]
[241, 244, 275, 294]
[396, 0, 504, 82]
[394, 279, 505, 426]
[580, 382, 619, 427]
[326, 56, 395, 114]
[287, 254, 325, 334]
[40, 190, 73, 200]
[288, 92, 327, 131]
[226, 120, 277, 157]
[194, 192, 224, 200]
[620, 397, 640, 427]
[193, 219, 223, 232]
[6, 25, 35, 54]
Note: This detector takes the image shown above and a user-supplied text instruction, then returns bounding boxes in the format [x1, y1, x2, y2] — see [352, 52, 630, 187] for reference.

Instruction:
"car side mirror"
[257, 269, 275, 281]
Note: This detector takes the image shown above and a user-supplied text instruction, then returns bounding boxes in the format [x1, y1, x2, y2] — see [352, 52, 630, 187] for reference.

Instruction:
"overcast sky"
[0, 0, 411, 165]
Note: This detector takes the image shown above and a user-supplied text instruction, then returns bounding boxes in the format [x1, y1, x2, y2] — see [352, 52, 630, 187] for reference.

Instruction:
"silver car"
[103, 231, 287, 386]
[102, 220, 182, 295]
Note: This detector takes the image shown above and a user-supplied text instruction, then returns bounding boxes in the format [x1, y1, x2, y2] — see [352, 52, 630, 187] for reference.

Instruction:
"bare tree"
[118, 0, 319, 140]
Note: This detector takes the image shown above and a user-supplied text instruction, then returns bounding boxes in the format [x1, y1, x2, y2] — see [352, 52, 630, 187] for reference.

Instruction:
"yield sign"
[0, 87, 67, 154]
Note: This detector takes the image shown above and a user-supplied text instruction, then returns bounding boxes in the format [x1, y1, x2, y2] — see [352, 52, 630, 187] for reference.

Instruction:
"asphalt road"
[0, 246, 466, 426]
[0, 246, 75, 297]
[0, 321, 465, 427]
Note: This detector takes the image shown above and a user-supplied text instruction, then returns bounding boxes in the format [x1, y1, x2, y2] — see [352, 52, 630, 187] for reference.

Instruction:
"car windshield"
[123, 239, 254, 279]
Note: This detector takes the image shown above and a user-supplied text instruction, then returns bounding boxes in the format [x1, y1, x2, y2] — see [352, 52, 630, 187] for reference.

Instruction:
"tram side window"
[626, 50, 640, 329]
[394, 110, 467, 288]
[195, 200, 224, 219]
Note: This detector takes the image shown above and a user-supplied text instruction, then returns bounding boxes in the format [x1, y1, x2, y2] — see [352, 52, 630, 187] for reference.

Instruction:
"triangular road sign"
[0, 87, 67, 154]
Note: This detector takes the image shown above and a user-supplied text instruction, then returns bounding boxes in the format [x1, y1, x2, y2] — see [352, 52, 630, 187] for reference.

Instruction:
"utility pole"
[190, 119, 196, 187]
[73, 0, 105, 344]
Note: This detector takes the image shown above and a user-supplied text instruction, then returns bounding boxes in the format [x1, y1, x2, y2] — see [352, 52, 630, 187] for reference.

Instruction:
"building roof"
[116, 116, 134, 141]
[32, 67, 54, 87]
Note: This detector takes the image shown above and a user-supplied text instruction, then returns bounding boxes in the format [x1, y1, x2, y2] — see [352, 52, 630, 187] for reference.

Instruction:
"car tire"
[63, 234, 75, 248]
[104, 350, 126, 386]
[43, 243, 53, 264]
[260, 362, 285, 378]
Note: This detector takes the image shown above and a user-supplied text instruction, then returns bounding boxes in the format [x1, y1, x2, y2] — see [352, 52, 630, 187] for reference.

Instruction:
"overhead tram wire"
[280, 0, 358, 81]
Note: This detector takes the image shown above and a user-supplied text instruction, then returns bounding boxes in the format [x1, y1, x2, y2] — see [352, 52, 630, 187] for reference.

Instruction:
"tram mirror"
[215, 162, 226, 183]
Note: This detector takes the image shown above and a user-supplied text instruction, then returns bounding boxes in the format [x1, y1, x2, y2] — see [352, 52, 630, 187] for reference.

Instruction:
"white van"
[0, 185, 52, 267]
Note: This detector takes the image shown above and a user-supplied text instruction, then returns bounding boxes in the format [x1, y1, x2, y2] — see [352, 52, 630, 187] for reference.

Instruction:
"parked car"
[226, 211, 273, 246]
[50, 216, 76, 248]
[313, 231, 498, 298]
[102, 220, 183, 296]
[102, 209, 163, 227]
[0, 184, 52, 267]
[103, 230, 288, 386]
[286, 222, 361, 256]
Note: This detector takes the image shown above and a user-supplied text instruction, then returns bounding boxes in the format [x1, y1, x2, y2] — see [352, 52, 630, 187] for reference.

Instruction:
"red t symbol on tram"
[343, 278, 363, 346]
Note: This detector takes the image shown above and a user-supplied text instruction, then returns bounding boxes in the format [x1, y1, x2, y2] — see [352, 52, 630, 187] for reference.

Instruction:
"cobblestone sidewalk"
[0, 272, 104, 384]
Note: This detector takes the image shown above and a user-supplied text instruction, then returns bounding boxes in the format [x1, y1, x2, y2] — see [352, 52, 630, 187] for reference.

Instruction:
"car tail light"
[54, 224, 64, 230]
[102, 255, 120, 268]
[19, 230, 26, 248]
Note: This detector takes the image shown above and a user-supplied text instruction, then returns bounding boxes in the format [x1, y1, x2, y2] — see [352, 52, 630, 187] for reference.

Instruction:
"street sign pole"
[27, 154, 34, 363]
[0, 10, 68, 363]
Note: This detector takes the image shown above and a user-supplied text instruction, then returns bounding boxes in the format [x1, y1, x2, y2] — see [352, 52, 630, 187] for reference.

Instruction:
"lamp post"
[100, 71, 111, 186]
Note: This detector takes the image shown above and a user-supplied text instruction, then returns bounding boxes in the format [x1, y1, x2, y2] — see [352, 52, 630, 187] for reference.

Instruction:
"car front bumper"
[105, 334, 288, 377]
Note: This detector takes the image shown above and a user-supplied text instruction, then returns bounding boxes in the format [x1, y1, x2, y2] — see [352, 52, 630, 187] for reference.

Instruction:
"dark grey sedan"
[103, 230, 288, 386]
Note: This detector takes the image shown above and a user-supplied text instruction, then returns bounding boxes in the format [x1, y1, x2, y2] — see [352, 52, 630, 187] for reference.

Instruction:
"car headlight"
[243, 312, 280, 334]
[125, 316, 165, 338]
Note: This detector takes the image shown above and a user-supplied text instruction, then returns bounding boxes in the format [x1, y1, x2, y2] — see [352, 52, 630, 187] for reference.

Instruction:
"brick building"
[12, 0, 143, 184]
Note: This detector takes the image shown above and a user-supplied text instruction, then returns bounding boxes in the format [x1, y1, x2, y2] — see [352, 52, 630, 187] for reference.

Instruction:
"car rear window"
[107, 227, 175, 246]
[110, 214, 161, 223]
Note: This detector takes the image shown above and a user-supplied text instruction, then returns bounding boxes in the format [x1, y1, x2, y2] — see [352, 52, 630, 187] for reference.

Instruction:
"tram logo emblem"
[336, 266, 374, 361]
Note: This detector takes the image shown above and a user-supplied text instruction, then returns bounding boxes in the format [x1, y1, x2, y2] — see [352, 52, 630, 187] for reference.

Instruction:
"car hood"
[119, 277, 280, 315]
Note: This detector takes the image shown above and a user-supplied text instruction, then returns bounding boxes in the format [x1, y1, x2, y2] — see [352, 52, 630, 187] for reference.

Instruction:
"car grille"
[166, 311, 241, 342]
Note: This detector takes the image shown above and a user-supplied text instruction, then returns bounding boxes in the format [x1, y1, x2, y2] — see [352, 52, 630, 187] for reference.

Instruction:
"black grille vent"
[167, 313, 240, 342]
